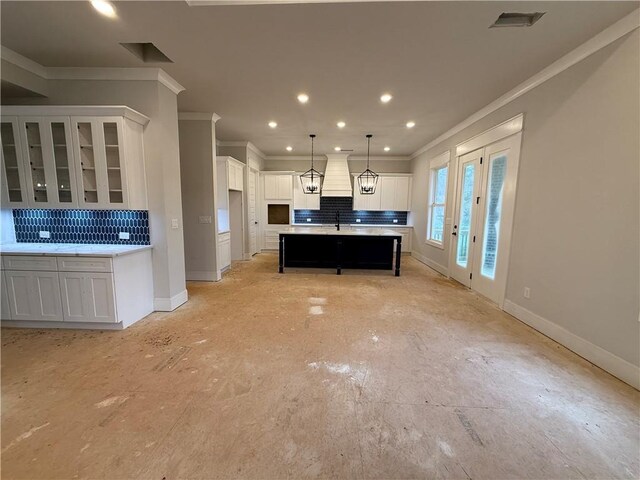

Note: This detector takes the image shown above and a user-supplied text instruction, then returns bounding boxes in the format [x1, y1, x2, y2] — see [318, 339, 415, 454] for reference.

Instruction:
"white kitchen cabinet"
[228, 160, 244, 191]
[4, 270, 63, 322]
[264, 174, 292, 200]
[1, 106, 149, 210]
[1, 271, 11, 320]
[293, 174, 320, 210]
[352, 174, 382, 211]
[0, 117, 29, 207]
[19, 116, 79, 208]
[59, 272, 116, 323]
[379, 176, 412, 211]
[218, 232, 231, 271]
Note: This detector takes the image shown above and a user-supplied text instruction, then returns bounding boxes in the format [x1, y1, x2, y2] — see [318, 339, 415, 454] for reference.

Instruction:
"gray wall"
[179, 119, 219, 281]
[2, 79, 187, 308]
[410, 31, 639, 368]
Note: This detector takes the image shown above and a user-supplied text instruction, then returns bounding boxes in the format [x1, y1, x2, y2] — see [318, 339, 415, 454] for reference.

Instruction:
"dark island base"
[279, 233, 402, 276]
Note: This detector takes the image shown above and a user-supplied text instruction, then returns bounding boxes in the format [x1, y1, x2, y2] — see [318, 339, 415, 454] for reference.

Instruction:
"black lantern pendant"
[300, 134, 324, 194]
[358, 134, 379, 195]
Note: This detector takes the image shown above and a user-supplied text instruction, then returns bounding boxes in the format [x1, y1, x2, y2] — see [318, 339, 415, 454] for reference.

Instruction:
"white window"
[426, 151, 450, 247]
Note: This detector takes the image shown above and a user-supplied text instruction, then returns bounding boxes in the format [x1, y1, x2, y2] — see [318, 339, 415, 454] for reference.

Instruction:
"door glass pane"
[434, 166, 447, 203]
[456, 163, 475, 268]
[431, 205, 445, 242]
[480, 155, 507, 279]
[104, 122, 123, 203]
[1, 122, 23, 202]
[78, 123, 98, 204]
[50, 122, 72, 203]
[25, 122, 48, 202]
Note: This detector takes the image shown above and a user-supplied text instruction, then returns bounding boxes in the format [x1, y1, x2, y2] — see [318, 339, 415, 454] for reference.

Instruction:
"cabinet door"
[19, 117, 57, 206]
[1, 271, 11, 320]
[5, 270, 63, 321]
[0, 117, 29, 207]
[60, 272, 116, 323]
[293, 174, 306, 209]
[264, 175, 278, 199]
[72, 118, 104, 207]
[379, 177, 396, 211]
[393, 176, 411, 211]
[45, 117, 78, 208]
[277, 175, 292, 199]
[100, 118, 128, 208]
[228, 162, 237, 191]
[59, 272, 87, 321]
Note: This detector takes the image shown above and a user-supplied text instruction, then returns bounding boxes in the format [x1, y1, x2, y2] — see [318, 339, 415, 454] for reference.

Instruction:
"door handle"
[452, 232, 457, 236]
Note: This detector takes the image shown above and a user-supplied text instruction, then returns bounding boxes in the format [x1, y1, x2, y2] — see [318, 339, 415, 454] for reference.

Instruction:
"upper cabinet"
[1, 106, 149, 210]
[352, 174, 411, 211]
[263, 174, 292, 200]
[227, 158, 244, 191]
[293, 174, 320, 210]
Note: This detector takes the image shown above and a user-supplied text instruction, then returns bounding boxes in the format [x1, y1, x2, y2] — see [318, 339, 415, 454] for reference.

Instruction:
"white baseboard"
[186, 271, 217, 282]
[503, 300, 639, 390]
[154, 289, 188, 312]
[1, 320, 125, 330]
[411, 251, 449, 277]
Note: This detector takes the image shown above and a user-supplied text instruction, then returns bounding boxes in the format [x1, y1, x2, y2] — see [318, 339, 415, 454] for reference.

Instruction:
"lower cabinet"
[59, 272, 116, 323]
[4, 270, 63, 321]
[218, 232, 231, 271]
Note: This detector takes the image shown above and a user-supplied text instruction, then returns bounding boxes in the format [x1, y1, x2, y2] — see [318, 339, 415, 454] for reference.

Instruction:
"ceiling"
[1, 1, 636, 156]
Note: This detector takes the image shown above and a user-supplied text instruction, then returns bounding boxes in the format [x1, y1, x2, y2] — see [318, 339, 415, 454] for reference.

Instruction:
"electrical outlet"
[199, 216, 212, 224]
[306, 218, 312, 222]
[355, 218, 361, 223]
[171, 219, 179, 229]
[393, 219, 398, 223]
[524, 287, 531, 299]
[39, 231, 50, 239]
[119, 232, 130, 240]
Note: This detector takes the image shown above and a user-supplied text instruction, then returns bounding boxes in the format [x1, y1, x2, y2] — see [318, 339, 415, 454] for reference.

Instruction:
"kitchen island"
[278, 227, 402, 276]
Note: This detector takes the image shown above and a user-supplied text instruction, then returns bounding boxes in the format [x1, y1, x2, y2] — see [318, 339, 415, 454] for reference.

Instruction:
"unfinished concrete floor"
[1, 254, 638, 479]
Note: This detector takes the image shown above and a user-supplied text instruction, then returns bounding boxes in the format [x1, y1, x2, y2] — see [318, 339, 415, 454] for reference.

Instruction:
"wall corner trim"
[0, 46, 186, 95]
[178, 112, 221, 122]
[410, 8, 640, 160]
[503, 300, 640, 390]
[411, 251, 449, 277]
[154, 290, 189, 311]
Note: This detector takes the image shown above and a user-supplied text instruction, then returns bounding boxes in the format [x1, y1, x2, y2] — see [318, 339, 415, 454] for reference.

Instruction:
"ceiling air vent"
[490, 12, 545, 28]
[120, 42, 173, 63]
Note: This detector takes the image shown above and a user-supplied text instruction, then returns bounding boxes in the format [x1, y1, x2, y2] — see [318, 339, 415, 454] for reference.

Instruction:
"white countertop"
[279, 227, 402, 237]
[0, 243, 152, 257]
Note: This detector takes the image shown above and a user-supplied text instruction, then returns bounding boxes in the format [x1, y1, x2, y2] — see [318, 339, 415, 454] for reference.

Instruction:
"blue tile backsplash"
[12, 209, 150, 245]
[294, 197, 408, 225]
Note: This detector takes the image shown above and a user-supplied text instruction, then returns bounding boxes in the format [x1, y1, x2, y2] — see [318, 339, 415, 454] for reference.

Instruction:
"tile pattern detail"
[12, 209, 150, 245]
[294, 196, 408, 225]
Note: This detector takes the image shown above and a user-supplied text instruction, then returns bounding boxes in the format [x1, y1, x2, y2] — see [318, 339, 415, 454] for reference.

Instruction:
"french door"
[450, 133, 522, 305]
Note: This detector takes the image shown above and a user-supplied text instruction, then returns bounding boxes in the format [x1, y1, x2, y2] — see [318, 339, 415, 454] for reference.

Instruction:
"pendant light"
[300, 134, 324, 194]
[358, 134, 379, 195]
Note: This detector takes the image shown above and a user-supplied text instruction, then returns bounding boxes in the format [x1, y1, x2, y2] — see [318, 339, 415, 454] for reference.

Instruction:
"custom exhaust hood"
[321, 154, 353, 197]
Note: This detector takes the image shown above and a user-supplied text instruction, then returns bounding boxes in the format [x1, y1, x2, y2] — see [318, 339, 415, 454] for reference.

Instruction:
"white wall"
[3, 79, 188, 310]
[410, 31, 640, 379]
[179, 118, 219, 282]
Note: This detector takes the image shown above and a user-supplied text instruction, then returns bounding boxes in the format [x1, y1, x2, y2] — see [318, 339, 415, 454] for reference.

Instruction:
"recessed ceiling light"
[337, 121, 346, 129]
[406, 121, 415, 129]
[334, 146, 341, 152]
[91, 0, 117, 18]
[286, 146, 293, 152]
[384, 146, 391, 152]
[380, 93, 393, 103]
[297, 93, 309, 104]
[268, 121, 278, 128]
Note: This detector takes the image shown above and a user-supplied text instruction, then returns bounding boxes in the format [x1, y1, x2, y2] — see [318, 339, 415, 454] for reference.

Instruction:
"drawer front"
[57, 257, 113, 273]
[2, 255, 58, 271]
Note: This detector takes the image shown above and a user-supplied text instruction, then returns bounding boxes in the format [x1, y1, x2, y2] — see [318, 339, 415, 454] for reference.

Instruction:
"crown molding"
[246, 142, 266, 160]
[218, 141, 267, 160]
[264, 155, 327, 161]
[0, 105, 150, 125]
[347, 155, 411, 162]
[178, 112, 221, 122]
[0, 46, 185, 95]
[186, 0, 426, 4]
[410, 8, 640, 160]
[264, 154, 410, 161]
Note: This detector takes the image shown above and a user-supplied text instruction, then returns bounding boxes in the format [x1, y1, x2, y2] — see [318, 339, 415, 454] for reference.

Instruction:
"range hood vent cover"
[321, 154, 352, 197]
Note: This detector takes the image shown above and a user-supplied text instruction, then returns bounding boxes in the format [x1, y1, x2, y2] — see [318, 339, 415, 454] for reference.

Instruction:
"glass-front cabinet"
[0, 107, 148, 210]
[0, 117, 28, 207]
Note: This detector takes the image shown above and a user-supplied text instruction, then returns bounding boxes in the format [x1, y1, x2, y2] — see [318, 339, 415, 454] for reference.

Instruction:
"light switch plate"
[39, 231, 50, 239]
[119, 232, 130, 240]
[199, 216, 212, 224]
[171, 219, 179, 229]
